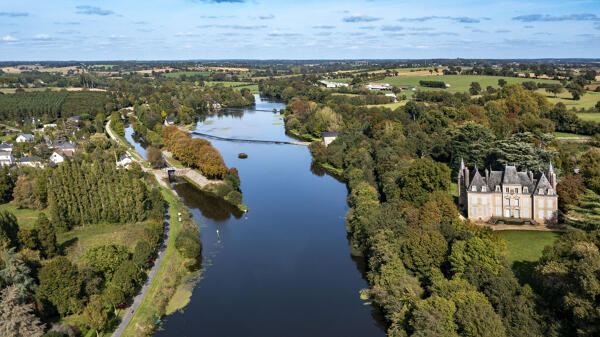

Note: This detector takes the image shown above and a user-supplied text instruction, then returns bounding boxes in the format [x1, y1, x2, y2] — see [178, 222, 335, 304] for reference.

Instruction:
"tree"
[0, 248, 35, 298]
[567, 82, 585, 100]
[37, 256, 82, 316]
[146, 146, 164, 168]
[469, 82, 482, 95]
[0, 211, 19, 250]
[82, 244, 130, 280]
[0, 167, 14, 203]
[103, 286, 125, 312]
[110, 112, 124, 136]
[35, 214, 58, 258]
[449, 122, 495, 171]
[110, 260, 143, 297]
[400, 230, 448, 275]
[397, 158, 450, 206]
[83, 295, 107, 337]
[545, 84, 564, 97]
[449, 236, 504, 276]
[498, 78, 507, 87]
[595, 100, 600, 112]
[12, 175, 41, 210]
[410, 296, 458, 337]
[521, 81, 538, 91]
[557, 174, 586, 212]
[0, 286, 45, 337]
[132, 241, 152, 267]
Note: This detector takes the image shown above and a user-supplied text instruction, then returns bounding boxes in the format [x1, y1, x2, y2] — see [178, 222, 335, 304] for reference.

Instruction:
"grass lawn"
[122, 186, 191, 337]
[0, 203, 46, 229]
[365, 101, 407, 109]
[58, 222, 152, 262]
[501, 230, 562, 285]
[378, 75, 559, 94]
[539, 89, 600, 110]
[554, 132, 592, 138]
[576, 112, 600, 122]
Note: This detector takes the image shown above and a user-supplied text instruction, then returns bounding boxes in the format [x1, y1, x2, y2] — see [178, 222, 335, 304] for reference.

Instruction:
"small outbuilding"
[0, 151, 15, 166]
[321, 131, 339, 147]
[18, 156, 43, 168]
[16, 133, 34, 143]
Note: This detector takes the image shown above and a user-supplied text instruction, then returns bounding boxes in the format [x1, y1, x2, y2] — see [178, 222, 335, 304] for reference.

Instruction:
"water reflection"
[172, 181, 243, 221]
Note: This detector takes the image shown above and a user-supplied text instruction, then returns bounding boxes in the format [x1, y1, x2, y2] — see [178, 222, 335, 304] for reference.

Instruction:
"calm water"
[152, 96, 385, 337]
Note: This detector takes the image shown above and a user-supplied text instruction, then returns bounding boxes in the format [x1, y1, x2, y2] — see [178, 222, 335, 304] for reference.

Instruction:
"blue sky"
[0, 0, 598, 60]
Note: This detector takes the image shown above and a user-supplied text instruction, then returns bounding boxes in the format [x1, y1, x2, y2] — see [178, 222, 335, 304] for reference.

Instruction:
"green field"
[539, 89, 600, 110]
[576, 112, 600, 122]
[163, 71, 212, 78]
[58, 222, 152, 262]
[554, 132, 592, 139]
[0, 203, 46, 228]
[379, 75, 560, 93]
[502, 230, 561, 265]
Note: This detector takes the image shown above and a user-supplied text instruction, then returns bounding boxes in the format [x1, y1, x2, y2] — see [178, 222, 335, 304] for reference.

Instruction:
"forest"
[265, 76, 600, 337]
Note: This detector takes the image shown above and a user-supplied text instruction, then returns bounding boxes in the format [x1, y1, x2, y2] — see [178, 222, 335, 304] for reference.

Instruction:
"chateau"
[458, 159, 558, 224]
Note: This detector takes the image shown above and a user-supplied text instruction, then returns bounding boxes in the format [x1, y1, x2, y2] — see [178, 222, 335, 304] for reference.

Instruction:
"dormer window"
[472, 186, 477, 192]
[523, 187, 528, 193]
[495, 185, 500, 192]
[548, 188, 553, 195]
[538, 188, 543, 195]
[481, 186, 487, 192]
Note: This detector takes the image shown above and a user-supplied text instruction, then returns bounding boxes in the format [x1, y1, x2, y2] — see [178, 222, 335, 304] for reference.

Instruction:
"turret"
[548, 161, 557, 190]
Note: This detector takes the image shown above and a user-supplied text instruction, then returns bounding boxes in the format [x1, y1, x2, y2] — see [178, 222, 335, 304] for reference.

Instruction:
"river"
[135, 96, 385, 336]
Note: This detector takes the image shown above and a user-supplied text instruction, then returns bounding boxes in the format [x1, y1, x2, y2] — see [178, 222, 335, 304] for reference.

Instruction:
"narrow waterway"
[149, 96, 385, 336]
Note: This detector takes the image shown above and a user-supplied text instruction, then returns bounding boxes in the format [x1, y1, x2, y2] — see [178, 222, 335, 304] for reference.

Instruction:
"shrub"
[238, 153, 248, 159]
[225, 190, 242, 205]
[175, 227, 201, 259]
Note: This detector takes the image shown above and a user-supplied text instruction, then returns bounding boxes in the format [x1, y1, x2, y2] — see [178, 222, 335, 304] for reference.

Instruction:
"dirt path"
[474, 222, 567, 232]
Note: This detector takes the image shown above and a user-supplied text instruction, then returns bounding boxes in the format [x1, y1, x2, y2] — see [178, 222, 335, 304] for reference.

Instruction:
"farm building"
[321, 131, 339, 147]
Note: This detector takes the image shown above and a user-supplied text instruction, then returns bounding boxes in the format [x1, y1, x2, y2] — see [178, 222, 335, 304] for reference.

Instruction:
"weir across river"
[191, 131, 310, 146]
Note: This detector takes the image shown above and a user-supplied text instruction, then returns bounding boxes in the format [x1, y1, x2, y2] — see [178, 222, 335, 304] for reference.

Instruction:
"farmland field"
[539, 89, 600, 110]
[163, 71, 212, 78]
[576, 112, 600, 122]
[378, 75, 560, 93]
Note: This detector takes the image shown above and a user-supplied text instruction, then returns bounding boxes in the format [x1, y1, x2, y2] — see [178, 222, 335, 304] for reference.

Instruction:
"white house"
[321, 131, 339, 147]
[0, 151, 15, 166]
[42, 123, 57, 130]
[18, 156, 43, 168]
[49, 150, 70, 164]
[385, 93, 398, 102]
[320, 80, 349, 88]
[366, 83, 392, 91]
[16, 133, 34, 143]
[116, 154, 135, 169]
[52, 142, 77, 156]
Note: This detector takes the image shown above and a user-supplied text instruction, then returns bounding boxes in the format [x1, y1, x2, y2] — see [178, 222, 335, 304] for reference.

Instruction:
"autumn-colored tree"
[557, 174, 586, 212]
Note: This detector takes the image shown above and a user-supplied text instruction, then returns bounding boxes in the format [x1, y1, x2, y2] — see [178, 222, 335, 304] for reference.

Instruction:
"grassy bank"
[0, 203, 46, 228]
[182, 175, 249, 212]
[121, 185, 195, 337]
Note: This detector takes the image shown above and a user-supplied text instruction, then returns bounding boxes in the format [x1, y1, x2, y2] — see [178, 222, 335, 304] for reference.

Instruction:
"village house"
[385, 93, 398, 102]
[0, 142, 14, 153]
[50, 150, 71, 164]
[321, 131, 339, 147]
[18, 156, 43, 168]
[458, 159, 558, 224]
[164, 116, 176, 126]
[52, 142, 77, 156]
[16, 133, 34, 143]
[319, 80, 349, 88]
[116, 153, 135, 169]
[366, 83, 392, 91]
[0, 151, 15, 166]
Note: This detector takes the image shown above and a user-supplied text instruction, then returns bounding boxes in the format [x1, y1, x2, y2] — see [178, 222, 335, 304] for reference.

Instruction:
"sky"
[0, 0, 599, 60]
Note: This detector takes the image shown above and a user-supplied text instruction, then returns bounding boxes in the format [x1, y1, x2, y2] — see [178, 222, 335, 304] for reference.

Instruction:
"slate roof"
[18, 133, 34, 141]
[321, 132, 339, 138]
[467, 165, 536, 193]
[534, 172, 554, 194]
[469, 169, 486, 191]
[502, 166, 520, 184]
[19, 156, 41, 163]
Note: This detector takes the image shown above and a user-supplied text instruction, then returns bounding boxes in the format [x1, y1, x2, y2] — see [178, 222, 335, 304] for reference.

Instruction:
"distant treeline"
[0, 90, 112, 121]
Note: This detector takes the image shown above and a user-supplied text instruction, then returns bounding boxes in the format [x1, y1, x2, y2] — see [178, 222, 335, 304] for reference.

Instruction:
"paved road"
[105, 118, 172, 337]
[110, 206, 171, 337]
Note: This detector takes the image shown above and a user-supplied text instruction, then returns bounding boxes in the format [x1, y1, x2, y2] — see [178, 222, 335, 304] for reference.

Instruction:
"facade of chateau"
[458, 159, 558, 224]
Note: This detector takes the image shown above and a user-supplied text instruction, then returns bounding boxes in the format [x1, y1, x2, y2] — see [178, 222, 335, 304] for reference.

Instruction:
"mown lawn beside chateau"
[501, 230, 561, 265]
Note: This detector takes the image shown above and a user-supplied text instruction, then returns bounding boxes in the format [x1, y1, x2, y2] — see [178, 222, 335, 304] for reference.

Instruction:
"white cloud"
[2, 35, 17, 41]
[34, 34, 51, 40]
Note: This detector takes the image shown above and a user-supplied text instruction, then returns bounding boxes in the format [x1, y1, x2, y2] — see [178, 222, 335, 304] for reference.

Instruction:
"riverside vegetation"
[264, 74, 600, 336]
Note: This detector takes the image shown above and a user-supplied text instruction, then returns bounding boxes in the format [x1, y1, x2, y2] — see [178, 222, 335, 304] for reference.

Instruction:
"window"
[472, 208, 477, 216]
[548, 188, 554, 195]
[514, 199, 519, 206]
[472, 186, 477, 192]
[523, 208, 529, 217]
[504, 209, 511, 217]
[538, 188, 544, 195]
[481, 186, 487, 192]
[482, 197, 487, 205]
[495, 197, 501, 205]
[523, 187, 528, 193]
[506, 187, 509, 193]
[538, 211, 544, 219]
[496, 207, 501, 215]
[515, 209, 520, 218]
[496, 185, 500, 192]
[547, 211, 553, 219]
[538, 199, 544, 207]
[547, 199, 553, 208]
[516, 188, 519, 194]
[505, 198, 510, 206]
[483, 208, 488, 216]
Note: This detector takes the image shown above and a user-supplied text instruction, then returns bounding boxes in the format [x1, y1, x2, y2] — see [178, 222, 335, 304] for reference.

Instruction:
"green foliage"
[0, 168, 14, 203]
[146, 146, 164, 168]
[175, 226, 202, 259]
[35, 213, 59, 258]
[37, 256, 83, 316]
[565, 190, 600, 231]
[0, 248, 35, 298]
[110, 112, 125, 136]
[47, 160, 153, 229]
[0, 91, 68, 120]
[469, 82, 482, 95]
[0, 211, 19, 250]
[0, 285, 45, 337]
[132, 241, 153, 267]
[400, 230, 448, 275]
[397, 158, 450, 206]
[82, 244, 130, 280]
[557, 174, 586, 212]
[110, 260, 143, 297]
[449, 236, 504, 276]
[225, 190, 242, 206]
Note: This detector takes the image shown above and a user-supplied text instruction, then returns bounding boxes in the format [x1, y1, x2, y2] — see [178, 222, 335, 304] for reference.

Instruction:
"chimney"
[485, 168, 489, 183]
[529, 170, 534, 183]
[465, 166, 470, 188]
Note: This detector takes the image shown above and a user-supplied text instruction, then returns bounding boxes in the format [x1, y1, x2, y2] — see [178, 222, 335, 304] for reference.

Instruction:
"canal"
[147, 96, 385, 336]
